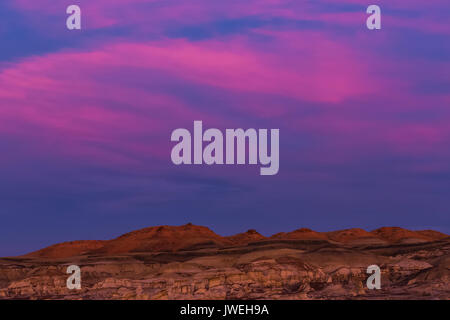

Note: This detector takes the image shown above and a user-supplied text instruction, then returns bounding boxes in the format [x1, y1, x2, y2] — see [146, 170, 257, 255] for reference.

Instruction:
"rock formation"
[0, 224, 448, 299]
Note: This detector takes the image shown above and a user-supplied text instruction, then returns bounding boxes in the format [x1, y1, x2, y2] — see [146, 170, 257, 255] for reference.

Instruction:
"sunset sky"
[0, 0, 449, 256]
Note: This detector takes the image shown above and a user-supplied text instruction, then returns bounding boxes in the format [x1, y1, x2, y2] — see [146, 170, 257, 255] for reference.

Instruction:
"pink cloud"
[0, 45, 210, 167]
[102, 35, 373, 103]
[1, 34, 376, 117]
[12, 0, 449, 35]
[0, 19, 447, 171]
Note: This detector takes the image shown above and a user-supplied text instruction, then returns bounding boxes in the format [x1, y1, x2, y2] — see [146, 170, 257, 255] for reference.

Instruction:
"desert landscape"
[0, 224, 448, 300]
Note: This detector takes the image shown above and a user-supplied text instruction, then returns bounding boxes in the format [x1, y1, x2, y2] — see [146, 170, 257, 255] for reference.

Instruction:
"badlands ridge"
[0, 224, 448, 299]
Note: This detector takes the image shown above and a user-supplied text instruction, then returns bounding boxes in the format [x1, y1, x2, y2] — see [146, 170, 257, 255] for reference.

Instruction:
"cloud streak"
[0, 0, 449, 256]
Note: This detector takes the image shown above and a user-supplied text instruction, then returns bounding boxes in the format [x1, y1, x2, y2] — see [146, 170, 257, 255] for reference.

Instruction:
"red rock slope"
[22, 225, 448, 259]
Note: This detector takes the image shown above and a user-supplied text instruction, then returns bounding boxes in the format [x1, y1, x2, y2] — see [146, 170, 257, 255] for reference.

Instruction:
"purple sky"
[0, 0, 449, 256]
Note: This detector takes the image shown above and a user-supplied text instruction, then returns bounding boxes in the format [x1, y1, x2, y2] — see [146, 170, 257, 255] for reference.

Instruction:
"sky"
[0, 0, 449, 256]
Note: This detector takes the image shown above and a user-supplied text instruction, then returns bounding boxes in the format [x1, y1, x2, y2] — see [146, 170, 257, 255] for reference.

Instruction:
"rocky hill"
[0, 224, 448, 299]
